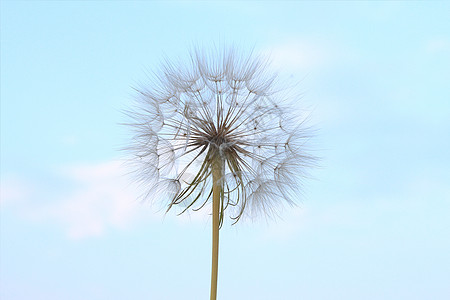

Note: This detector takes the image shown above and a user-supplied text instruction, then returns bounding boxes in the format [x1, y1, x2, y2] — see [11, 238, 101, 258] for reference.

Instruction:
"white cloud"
[1, 160, 218, 239]
[1, 161, 155, 239]
[46, 161, 143, 239]
[266, 39, 337, 72]
[425, 37, 450, 54]
[0, 175, 32, 205]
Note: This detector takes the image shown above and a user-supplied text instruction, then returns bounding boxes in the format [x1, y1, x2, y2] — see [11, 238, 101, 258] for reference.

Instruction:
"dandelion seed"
[124, 45, 316, 300]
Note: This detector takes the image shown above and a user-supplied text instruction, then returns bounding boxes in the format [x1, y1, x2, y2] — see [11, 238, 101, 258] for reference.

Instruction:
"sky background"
[1, 1, 449, 300]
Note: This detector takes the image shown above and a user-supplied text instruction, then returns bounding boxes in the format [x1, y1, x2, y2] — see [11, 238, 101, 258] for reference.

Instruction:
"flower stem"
[210, 159, 221, 300]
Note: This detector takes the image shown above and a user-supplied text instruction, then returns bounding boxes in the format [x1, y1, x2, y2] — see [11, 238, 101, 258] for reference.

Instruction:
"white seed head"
[124, 46, 315, 225]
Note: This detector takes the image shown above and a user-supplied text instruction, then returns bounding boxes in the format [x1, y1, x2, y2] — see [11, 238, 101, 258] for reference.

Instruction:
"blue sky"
[1, 1, 449, 300]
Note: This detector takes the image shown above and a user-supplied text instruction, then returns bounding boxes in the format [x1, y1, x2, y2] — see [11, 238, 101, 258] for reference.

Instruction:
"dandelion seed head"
[124, 46, 315, 225]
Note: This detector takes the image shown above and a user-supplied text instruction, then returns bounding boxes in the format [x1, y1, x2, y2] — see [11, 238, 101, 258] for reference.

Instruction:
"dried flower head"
[124, 46, 315, 226]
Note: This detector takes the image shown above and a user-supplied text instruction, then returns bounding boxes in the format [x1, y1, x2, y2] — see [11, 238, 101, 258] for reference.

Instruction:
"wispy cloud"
[425, 37, 450, 54]
[266, 39, 342, 73]
[1, 161, 152, 239]
[0, 175, 32, 205]
[1, 160, 217, 239]
[48, 161, 144, 239]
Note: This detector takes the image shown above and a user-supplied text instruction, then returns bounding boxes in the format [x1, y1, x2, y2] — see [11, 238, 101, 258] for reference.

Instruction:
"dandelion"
[124, 46, 315, 300]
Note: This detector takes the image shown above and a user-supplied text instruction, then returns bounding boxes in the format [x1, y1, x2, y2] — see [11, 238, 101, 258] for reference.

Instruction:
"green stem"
[210, 160, 221, 300]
